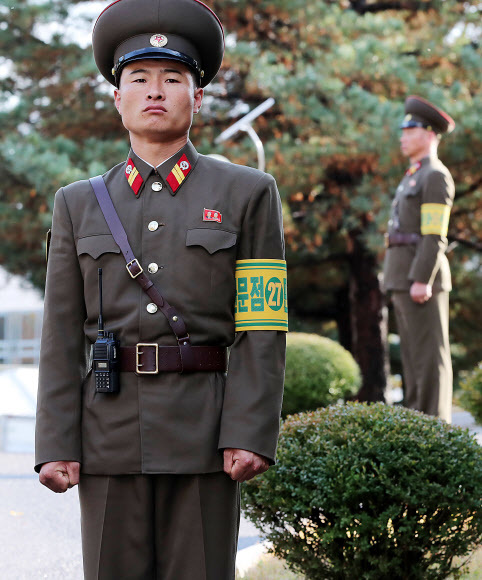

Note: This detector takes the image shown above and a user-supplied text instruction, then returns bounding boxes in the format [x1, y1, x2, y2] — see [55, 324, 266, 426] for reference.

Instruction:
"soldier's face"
[114, 59, 203, 143]
[400, 127, 432, 160]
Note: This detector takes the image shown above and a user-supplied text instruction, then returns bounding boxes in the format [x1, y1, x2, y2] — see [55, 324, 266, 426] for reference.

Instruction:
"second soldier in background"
[384, 95, 455, 423]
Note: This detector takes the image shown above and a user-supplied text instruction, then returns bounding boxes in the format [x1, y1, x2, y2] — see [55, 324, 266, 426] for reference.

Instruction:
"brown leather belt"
[120, 344, 227, 374]
[385, 232, 421, 248]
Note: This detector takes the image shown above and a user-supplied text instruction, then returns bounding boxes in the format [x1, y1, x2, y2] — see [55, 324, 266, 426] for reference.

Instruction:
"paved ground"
[1, 407, 479, 579]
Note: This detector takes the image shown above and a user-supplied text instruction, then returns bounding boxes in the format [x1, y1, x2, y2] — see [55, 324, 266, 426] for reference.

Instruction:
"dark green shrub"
[243, 403, 482, 580]
[283, 333, 361, 416]
[458, 362, 482, 424]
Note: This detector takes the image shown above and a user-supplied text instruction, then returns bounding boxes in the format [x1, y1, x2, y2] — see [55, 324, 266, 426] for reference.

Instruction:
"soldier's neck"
[129, 134, 189, 167]
[409, 141, 438, 165]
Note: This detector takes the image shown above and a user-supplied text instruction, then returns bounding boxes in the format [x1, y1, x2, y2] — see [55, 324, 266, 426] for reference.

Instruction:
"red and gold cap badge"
[150, 34, 168, 48]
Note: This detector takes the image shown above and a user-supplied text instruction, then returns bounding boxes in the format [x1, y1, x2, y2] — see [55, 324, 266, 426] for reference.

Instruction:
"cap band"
[400, 120, 431, 130]
[114, 47, 201, 85]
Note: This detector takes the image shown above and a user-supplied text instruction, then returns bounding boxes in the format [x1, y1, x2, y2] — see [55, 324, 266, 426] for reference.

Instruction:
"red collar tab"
[166, 154, 192, 192]
[203, 208, 222, 223]
[125, 158, 144, 196]
[405, 161, 422, 176]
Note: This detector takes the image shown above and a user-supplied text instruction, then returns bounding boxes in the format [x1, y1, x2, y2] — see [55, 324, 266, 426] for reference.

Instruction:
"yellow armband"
[421, 203, 451, 236]
[235, 259, 288, 331]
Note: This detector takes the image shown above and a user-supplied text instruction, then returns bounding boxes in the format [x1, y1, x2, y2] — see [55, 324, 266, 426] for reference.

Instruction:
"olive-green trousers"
[78, 471, 240, 580]
[392, 290, 452, 422]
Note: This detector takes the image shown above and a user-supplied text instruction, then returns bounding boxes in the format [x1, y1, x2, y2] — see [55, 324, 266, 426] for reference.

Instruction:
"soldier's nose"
[147, 84, 165, 100]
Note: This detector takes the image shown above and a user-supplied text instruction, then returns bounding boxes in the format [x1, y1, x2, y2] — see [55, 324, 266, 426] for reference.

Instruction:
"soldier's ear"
[193, 87, 203, 114]
[114, 88, 122, 114]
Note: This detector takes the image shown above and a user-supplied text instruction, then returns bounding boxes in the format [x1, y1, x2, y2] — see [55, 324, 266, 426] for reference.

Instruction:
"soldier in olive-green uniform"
[34, 1, 287, 578]
[383, 95, 455, 422]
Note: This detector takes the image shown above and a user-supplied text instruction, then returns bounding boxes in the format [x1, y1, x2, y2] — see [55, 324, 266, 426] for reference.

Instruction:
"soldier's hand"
[39, 461, 80, 493]
[223, 449, 269, 482]
[410, 281, 432, 304]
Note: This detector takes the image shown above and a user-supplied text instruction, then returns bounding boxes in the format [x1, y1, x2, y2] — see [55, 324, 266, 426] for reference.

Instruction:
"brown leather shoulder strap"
[89, 176, 194, 361]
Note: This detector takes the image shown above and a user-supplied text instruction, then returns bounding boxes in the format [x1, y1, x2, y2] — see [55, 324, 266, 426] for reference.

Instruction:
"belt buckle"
[136, 343, 158, 374]
[126, 259, 143, 279]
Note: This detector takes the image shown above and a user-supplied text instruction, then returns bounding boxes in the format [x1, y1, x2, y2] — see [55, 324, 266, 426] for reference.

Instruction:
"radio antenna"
[98, 268, 105, 337]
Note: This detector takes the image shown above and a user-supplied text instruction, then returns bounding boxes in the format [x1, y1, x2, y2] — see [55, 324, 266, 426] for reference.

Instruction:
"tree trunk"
[335, 285, 352, 352]
[348, 233, 388, 402]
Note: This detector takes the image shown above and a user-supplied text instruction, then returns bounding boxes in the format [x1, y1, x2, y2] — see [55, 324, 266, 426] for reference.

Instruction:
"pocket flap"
[186, 228, 237, 255]
[76, 235, 121, 259]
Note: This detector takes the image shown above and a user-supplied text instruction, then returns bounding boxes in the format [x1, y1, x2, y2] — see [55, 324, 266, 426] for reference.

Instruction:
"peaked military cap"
[400, 95, 455, 135]
[92, 0, 224, 88]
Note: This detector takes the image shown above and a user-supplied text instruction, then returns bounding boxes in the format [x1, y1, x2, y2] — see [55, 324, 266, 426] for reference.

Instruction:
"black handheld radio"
[93, 268, 120, 393]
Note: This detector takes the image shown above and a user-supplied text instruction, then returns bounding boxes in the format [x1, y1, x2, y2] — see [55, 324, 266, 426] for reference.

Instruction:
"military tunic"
[35, 140, 286, 474]
[383, 154, 454, 421]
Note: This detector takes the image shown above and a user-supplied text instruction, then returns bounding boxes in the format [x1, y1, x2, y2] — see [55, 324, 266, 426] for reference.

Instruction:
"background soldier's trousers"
[392, 290, 452, 422]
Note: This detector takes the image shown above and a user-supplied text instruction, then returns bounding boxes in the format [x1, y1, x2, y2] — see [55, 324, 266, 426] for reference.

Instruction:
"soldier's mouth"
[144, 105, 167, 113]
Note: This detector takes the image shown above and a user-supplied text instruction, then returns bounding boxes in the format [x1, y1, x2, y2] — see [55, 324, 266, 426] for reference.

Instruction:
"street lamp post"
[214, 98, 275, 172]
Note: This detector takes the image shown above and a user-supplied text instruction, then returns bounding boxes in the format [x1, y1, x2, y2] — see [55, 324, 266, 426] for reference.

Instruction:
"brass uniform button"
[148, 221, 159, 231]
[148, 263, 159, 274]
[151, 182, 163, 192]
[146, 303, 158, 314]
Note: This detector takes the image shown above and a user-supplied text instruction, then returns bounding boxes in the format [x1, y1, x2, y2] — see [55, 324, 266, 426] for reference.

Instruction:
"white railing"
[0, 340, 41, 364]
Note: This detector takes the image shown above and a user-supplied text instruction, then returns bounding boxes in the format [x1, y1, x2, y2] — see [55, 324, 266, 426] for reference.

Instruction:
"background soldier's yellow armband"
[235, 259, 288, 331]
[421, 203, 451, 236]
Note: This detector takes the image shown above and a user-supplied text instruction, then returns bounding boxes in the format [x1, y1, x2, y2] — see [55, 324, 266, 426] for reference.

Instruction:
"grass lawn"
[236, 544, 482, 579]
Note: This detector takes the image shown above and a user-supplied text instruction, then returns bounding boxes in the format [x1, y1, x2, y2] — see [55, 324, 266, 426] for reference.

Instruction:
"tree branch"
[447, 236, 482, 252]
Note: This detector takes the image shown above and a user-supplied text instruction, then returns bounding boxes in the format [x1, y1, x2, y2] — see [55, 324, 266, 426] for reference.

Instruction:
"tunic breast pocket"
[186, 228, 237, 255]
[403, 180, 422, 198]
[184, 228, 238, 313]
[77, 234, 121, 258]
[76, 235, 122, 280]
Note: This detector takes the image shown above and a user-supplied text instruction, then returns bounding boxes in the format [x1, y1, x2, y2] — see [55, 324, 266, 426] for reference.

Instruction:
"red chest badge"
[203, 208, 222, 223]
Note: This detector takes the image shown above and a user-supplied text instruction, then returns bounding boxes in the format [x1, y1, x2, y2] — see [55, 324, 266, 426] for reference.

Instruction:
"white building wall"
[0, 267, 44, 364]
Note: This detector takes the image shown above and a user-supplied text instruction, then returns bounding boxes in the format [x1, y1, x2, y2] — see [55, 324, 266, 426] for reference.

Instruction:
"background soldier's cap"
[92, 0, 224, 88]
[400, 95, 455, 135]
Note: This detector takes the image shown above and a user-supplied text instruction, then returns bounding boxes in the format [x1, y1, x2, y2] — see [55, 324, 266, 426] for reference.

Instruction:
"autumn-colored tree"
[209, 0, 482, 394]
[1, 0, 480, 396]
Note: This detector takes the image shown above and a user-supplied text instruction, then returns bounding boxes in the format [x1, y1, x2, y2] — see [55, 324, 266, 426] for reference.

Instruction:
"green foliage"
[243, 403, 482, 580]
[458, 362, 482, 425]
[450, 258, 482, 377]
[283, 332, 361, 416]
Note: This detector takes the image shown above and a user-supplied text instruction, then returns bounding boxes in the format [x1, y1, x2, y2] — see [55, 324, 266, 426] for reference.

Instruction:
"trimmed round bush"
[282, 332, 361, 416]
[243, 403, 482, 580]
[458, 362, 482, 424]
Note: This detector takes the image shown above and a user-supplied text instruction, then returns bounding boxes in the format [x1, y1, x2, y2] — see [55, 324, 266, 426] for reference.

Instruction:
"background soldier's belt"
[385, 232, 421, 248]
